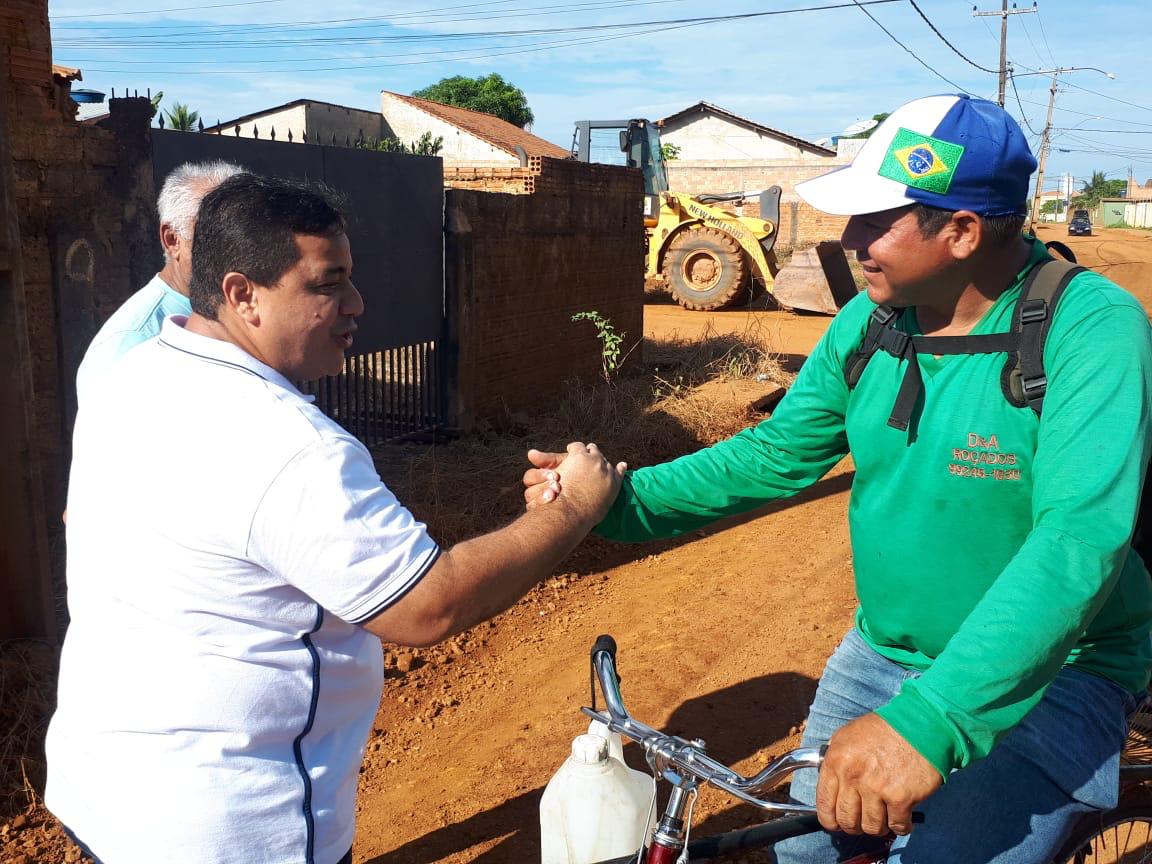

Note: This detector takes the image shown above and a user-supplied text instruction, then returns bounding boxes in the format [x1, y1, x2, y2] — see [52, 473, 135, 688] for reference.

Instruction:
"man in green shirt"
[526, 94, 1152, 863]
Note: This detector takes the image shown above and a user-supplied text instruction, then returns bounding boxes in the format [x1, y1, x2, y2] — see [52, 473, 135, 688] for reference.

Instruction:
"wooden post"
[0, 60, 56, 641]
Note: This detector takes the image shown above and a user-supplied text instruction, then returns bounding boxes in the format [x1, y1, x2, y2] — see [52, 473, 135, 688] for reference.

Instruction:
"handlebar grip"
[591, 634, 617, 662]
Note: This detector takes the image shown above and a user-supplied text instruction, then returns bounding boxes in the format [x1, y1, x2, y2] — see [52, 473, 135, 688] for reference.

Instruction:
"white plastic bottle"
[540, 733, 655, 864]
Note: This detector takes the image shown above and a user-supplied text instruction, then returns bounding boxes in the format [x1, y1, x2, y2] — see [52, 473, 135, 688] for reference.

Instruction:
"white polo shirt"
[47, 317, 440, 864]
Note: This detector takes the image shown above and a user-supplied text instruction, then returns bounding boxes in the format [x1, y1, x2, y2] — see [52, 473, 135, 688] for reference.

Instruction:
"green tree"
[413, 73, 534, 128]
[163, 102, 200, 131]
[1072, 171, 1126, 210]
[660, 142, 681, 162]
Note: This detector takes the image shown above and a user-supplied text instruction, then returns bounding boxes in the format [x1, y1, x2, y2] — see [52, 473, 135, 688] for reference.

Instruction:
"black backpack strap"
[1002, 259, 1086, 414]
[845, 305, 900, 389]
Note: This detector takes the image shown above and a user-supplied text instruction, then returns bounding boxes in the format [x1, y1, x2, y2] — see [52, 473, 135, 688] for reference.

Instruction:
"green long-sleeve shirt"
[597, 239, 1152, 777]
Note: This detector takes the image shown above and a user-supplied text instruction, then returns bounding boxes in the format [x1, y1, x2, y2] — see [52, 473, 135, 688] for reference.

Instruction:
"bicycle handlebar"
[584, 635, 823, 815]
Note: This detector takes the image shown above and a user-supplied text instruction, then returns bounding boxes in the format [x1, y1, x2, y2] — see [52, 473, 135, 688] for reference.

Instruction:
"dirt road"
[7, 228, 1149, 864]
[352, 226, 1152, 863]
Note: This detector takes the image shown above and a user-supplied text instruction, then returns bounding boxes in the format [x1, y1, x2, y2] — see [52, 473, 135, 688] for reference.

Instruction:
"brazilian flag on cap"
[878, 128, 965, 195]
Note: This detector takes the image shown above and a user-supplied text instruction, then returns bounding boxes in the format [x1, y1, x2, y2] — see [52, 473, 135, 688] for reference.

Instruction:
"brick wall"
[665, 157, 847, 199]
[444, 157, 644, 427]
[2, 0, 155, 637]
[664, 159, 850, 253]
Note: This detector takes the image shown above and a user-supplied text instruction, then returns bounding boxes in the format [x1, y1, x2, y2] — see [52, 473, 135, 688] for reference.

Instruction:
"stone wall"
[444, 157, 644, 427]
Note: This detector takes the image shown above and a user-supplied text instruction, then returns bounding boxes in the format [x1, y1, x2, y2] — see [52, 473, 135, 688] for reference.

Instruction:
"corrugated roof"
[52, 64, 82, 82]
[383, 91, 569, 159]
[658, 101, 836, 157]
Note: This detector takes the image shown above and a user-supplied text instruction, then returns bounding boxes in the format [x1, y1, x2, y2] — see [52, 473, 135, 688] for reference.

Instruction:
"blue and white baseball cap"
[795, 94, 1037, 217]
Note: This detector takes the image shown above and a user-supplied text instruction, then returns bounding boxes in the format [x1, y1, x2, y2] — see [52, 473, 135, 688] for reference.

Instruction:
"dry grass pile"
[375, 322, 794, 548]
[0, 640, 57, 818]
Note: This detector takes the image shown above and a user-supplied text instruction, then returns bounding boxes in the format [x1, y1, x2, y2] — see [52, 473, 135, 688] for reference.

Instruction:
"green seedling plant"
[572, 311, 625, 382]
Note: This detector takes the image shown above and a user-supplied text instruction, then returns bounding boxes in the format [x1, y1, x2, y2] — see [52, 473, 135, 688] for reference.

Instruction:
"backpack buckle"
[1020, 299, 1048, 326]
[1020, 374, 1048, 399]
[878, 328, 910, 357]
[871, 306, 898, 326]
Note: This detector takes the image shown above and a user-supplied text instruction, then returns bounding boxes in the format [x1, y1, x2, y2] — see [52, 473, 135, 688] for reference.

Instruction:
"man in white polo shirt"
[75, 159, 244, 405]
[48, 174, 621, 864]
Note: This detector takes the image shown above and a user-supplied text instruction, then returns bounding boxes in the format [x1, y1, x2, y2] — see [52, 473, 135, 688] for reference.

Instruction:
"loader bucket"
[771, 241, 859, 315]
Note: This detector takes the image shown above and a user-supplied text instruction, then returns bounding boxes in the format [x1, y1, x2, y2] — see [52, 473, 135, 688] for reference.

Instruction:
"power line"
[1008, 74, 1040, 135]
[1016, 13, 1049, 68]
[1032, 4, 1058, 68]
[1054, 129, 1152, 135]
[55, 0, 905, 50]
[53, 0, 679, 33]
[1010, 61, 1152, 116]
[847, 0, 974, 94]
[1014, 97, 1152, 129]
[52, 0, 290, 18]
[1058, 78, 1152, 116]
[906, 0, 997, 73]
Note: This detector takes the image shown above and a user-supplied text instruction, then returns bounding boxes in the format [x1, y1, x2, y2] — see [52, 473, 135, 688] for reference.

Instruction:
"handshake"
[521, 443, 628, 523]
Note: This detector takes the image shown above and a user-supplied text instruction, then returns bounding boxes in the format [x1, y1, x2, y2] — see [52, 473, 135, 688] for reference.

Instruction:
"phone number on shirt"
[948, 463, 1021, 481]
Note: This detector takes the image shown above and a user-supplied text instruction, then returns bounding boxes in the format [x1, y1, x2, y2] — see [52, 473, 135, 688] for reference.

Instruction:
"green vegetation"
[413, 73, 534, 128]
[356, 131, 444, 157]
[162, 102, 200, 131]
[660, 142, 682, 162]
[1072, 171, 1126, 210]
[572, 311, 625, 382]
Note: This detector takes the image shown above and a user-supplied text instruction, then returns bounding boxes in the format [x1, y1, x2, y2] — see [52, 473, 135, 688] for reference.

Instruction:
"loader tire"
[662, 226, 750, 311]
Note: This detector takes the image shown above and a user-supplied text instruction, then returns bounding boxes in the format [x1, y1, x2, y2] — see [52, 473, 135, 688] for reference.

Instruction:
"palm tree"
[163, 103, 200, 132]
[1074, 170, 1126, 210]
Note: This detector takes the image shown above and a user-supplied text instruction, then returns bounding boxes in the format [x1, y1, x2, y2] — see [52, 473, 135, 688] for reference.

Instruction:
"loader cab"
[572, 118, 667, 226]
[620, 120, 668, 227]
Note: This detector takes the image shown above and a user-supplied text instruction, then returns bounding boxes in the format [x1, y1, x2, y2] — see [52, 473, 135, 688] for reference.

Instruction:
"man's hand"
[538, 442, 626, 524]
[523, 445, 627, 509]
[816, 712, 942, 837]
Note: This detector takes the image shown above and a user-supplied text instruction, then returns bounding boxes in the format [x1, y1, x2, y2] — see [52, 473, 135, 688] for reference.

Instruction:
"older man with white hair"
[75, 160, 244, 404]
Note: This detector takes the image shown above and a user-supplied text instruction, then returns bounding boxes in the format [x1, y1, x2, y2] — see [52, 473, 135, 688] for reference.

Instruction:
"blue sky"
[50, 0, 1152, 195]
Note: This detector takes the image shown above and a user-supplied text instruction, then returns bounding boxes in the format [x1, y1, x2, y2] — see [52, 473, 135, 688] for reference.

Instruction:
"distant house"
[1126, 176, 1152, 202]
[204, 94, 568, 166]
[203, 99, 385, 145]
[655, 101, 843, 201]
[380, 91, 568, 166]
[658, 101, 836, 162]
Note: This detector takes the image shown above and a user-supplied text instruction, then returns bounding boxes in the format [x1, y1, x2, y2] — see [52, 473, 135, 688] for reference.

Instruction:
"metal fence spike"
[253, 124, 259, 139]
[270, 126, 276, 141]
[158, 113, 165, 129]
[288, 129, 293, 142]
[197, 118, 204, 132]
[345, 135, 351, 147]
[302, 130, 308, 143]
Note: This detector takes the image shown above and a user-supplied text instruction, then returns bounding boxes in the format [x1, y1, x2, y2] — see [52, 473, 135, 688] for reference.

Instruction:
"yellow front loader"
[572, 119, 856, 314]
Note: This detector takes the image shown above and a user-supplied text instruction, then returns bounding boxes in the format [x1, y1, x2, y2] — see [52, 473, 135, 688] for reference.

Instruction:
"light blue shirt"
[76, 274, 191, 407]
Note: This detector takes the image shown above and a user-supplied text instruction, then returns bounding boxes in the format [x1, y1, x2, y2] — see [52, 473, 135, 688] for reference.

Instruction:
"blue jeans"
[774, 629, 1137, 864]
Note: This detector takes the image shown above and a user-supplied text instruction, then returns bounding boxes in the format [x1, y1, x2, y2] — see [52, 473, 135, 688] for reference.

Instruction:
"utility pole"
[973, 1, 1037, 107]
[1028, 69, 1059, 233]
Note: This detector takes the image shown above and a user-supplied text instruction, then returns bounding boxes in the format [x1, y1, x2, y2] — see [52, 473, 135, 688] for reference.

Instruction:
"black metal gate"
[151, 129, 447, 446]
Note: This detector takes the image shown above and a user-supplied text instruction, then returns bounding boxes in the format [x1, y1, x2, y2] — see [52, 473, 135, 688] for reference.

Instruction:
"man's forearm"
[433, 501, 597, 635]
[365, 492, 601, 646]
